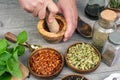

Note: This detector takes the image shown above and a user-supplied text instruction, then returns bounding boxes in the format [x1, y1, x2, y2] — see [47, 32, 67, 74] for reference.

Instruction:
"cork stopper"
[101, 9, 117, 22]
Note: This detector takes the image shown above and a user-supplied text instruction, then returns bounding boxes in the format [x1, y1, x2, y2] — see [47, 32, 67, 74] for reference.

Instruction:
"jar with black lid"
[84, 0, 105, 20]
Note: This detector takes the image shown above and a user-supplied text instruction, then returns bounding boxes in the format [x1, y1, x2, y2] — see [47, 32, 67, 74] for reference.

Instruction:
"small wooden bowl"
[28, 48, 64, 79]
[61, 74, 88, 80]
[37, 15, 66, 43]
[65, 42, 101, 74]
[76, 17, 92, 38]
[106, 5, 120, 12]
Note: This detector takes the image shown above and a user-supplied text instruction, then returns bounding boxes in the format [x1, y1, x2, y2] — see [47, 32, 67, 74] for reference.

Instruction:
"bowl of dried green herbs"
[65, 42, 101, 74]
[107, 0, 120, 12]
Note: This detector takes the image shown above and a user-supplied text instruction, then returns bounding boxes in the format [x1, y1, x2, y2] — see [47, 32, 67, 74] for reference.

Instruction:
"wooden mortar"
[37, 15, 66, 43]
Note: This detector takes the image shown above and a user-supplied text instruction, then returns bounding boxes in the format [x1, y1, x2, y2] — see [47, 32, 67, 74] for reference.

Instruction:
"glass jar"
[102, 32, 120, 66]
[84, 0, 105, 20]
[92, 9, 117, 52]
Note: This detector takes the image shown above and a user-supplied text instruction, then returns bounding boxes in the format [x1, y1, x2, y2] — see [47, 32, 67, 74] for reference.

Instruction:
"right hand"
[19, 0, 58, 20]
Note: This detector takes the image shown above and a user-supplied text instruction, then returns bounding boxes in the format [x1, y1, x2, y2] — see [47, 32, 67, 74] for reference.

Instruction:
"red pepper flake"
[30, 49, 62, 75]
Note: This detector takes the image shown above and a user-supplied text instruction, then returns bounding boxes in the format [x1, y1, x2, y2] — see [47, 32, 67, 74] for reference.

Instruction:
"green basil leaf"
[0, 73, 11, 80]
[17, 31, 27, 44]
[0, 65, 6, 76]
[12, 50, 18, 61]
[16, 45, 25, 56]
[0, 39, 8, 55]
[0, 51, 11, 62]
[0, 61, 6, 65]
[6, 57, 22, 78]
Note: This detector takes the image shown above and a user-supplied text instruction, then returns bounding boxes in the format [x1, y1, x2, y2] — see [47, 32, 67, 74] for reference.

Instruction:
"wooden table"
[0, 0, 120, 80]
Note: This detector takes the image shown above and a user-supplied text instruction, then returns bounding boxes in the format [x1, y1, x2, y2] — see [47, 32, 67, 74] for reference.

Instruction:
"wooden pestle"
[46, 11, 60, 33]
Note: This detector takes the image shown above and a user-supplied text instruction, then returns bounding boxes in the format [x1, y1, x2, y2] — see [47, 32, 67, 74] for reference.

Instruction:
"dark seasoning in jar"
[85, 4, 104, 20]
[84, 0, 105, 20]
[102, 32, 120, 66]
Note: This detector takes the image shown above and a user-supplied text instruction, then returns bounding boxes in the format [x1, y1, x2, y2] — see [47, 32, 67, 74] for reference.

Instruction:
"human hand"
[19, 0, 78, 42]
[56, 0, 78, 41]
[19, 0, 58, 21]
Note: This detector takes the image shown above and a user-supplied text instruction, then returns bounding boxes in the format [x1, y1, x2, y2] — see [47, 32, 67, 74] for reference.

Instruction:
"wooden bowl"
[28, 48, 64, 79]
[37, 15, 66, 43]
[76, 17, 92, 38]
[65, 42, 101, 74]
[61, 74, 88, 80]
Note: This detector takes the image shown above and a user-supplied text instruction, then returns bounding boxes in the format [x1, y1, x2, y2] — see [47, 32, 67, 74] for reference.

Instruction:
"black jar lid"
[109, 32, 120, 44]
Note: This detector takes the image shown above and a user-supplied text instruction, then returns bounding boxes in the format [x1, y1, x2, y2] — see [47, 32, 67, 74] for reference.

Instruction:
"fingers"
[19, 0, 58, 20]
[19, 0, 34, 13]
[63, 9, 78, 42]
[33, 0, 58, 20]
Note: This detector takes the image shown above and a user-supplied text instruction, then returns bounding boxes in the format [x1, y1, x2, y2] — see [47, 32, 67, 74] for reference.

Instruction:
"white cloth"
[104, 73, 120, 80]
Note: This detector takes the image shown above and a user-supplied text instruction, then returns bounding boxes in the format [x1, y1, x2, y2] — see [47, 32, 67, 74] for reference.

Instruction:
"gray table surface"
[0, 0, 120, 80]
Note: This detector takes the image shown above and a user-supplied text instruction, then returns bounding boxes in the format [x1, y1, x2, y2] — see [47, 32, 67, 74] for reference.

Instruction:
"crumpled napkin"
[104, 73, 120, 80]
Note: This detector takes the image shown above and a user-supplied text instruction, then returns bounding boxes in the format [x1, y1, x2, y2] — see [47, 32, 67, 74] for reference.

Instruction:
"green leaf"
[6, 57, 22, 78]
[0, 51, 11, 62]
[0, 65, 6, 76]
[0, 39, 8, 55]
[0, 73, 11, 80]
[17, 31, 28, 44]
[12, 50, 18, 62]
[0, 61, 6, 65]
[16, 45, 25, 56]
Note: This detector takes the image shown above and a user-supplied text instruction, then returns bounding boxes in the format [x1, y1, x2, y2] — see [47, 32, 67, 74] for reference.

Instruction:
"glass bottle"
[102, 32, 120, 66]
[84, 0, 105, 20]
[92, 9, 117, 52]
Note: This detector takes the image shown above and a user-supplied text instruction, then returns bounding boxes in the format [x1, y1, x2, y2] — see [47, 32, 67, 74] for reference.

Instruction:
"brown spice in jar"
[30, 49, 62, 75]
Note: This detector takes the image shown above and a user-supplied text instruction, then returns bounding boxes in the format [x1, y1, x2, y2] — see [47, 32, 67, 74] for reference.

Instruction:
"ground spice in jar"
[92, 9, 117, 52]
[102, 32, 120, 66]
[30, 49, 62, 75]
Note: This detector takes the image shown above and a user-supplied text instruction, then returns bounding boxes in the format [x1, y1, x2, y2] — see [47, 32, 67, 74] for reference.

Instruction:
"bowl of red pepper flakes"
[28, 48, 64, 79]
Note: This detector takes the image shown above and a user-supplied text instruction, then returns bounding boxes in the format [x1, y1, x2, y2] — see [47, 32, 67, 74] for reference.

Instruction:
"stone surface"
[0, 0, 120, 80]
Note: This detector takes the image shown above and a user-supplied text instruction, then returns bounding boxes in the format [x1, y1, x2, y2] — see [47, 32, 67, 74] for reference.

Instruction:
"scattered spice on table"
[30, 49, 62, 75]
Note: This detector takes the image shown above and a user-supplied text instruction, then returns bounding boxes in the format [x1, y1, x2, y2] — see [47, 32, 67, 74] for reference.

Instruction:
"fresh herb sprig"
[0, 31, 28, 80]
[109, 0, 120, 9]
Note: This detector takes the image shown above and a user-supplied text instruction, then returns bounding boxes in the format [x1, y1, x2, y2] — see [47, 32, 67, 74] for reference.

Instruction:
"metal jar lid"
[109, 32, 120, 44]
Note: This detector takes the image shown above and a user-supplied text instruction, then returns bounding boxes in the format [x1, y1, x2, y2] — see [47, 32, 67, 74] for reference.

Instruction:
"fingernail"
[63, 38, 67, 42]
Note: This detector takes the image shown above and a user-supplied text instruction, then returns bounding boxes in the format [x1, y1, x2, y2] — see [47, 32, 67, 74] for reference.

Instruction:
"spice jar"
[92, 9, 117, 52]
[102, 32, 120, 66]
[84, 0, 105, 20]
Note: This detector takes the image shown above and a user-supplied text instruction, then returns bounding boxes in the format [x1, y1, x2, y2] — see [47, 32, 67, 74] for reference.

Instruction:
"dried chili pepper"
[30, 49, 62, 75]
